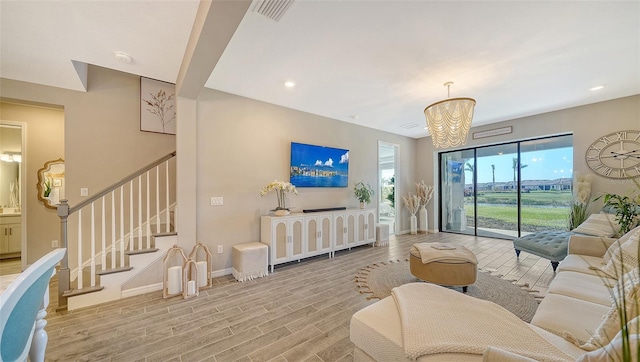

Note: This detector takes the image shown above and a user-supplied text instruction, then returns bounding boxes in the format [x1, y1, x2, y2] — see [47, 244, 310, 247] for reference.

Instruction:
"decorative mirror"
[37, 158, 65, 209]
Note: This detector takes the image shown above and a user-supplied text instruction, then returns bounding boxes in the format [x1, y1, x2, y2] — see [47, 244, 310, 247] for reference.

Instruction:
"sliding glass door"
[475, 144, 519, 238]
[439, 134, 573, 239]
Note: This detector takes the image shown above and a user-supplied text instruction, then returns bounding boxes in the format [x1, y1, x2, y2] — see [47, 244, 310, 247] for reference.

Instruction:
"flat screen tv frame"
[290, 142, 349, 188]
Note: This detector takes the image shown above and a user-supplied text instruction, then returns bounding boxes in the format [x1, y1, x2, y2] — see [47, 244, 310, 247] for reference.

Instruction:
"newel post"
[57, 199, 70, 311]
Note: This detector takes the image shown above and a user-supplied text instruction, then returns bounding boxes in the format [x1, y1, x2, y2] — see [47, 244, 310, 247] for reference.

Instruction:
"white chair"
[0, 248, 66, 362]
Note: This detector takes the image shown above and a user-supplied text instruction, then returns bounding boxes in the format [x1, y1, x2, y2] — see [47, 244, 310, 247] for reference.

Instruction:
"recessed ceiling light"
[589, 85, 605, 91]
[284, 81, 296, 88]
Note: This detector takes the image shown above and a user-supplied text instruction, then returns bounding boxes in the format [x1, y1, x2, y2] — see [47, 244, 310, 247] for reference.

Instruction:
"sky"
[469, 147, 573, 183]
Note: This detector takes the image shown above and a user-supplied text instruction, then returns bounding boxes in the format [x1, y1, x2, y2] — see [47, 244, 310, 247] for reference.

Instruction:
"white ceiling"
[2, 1, 639, 139]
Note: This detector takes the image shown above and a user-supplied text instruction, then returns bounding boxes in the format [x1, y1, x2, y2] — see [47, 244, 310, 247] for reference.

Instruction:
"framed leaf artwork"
[140, 77, 176, 135]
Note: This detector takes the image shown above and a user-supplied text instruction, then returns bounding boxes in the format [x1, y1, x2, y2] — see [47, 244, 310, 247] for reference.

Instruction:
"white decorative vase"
[410, 214, 417, 235]
[418, 205, 428, 234]
[274, 209, 290, 216]
[360, 201, 365, 209]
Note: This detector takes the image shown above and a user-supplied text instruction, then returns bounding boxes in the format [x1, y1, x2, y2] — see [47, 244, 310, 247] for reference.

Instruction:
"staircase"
[56, 152, 177, 311]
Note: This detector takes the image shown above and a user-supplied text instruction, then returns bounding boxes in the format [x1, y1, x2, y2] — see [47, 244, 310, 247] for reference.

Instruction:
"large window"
[439, 134, 573, 239]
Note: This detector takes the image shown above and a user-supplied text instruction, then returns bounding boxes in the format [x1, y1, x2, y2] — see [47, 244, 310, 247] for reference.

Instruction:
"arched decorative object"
[162, 245, 187, 299]
[182, 259, 199, 299]
[189, 242, 212, 290]
[36, 158, 65, 209]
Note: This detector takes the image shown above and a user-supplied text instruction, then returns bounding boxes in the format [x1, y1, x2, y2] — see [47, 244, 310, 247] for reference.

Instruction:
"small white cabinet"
[305, 214, 332, 257]
[0, 215, 22, 258]
[261, 216, 304, 272]
[261, 208, 376, 271]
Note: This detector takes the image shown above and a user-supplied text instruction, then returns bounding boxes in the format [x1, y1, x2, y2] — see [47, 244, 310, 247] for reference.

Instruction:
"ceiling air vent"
[252, 0, 294, 22]
[400, 123, 419, 129]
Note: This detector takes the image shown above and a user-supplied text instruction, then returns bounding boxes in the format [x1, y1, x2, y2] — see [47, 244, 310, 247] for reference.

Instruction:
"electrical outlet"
[217, 245, 223, 254]
[210, 197, 223, 206]
[80, 188, 89, 197]
[52, 239, 59, 248]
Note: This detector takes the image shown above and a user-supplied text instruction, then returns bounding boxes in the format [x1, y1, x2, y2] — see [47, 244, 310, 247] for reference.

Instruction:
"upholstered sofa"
[350, 227, 640, 361]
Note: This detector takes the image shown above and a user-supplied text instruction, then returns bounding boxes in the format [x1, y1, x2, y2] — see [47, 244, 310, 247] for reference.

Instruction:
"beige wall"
[416, 95, 640, 230]
[196, 89, 417, 271]
[1, 66, 175, 264]
[2, 67, 638, 272]
[0, 102, 64, 264]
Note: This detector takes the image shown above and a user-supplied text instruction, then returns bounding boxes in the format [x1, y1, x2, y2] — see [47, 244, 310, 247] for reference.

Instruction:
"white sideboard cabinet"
[261, 208, 376, 271]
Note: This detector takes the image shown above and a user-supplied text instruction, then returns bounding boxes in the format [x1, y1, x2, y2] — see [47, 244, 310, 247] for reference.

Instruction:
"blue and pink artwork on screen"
[290, 142, 349, 187]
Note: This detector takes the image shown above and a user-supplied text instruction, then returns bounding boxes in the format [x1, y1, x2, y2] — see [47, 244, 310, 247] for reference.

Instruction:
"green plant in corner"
[595, 179, 640, 236]
[354, 181, 374, 204]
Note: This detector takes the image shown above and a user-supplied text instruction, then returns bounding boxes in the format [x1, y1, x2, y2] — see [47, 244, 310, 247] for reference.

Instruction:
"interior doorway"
[378, 141, 398, 234]
[0, 122, 26, 275]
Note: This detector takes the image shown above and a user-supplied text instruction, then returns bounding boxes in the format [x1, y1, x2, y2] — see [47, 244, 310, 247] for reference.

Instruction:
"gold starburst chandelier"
[424, 82, 476, 148]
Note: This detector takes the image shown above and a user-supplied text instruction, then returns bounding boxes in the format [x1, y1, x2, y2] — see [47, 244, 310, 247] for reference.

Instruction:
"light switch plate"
[80, 188, 89, 197]
[211, 197, 223, 206]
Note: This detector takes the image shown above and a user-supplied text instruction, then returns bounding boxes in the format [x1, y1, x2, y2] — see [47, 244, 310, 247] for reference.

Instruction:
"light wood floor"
[44, 232, 556, 362]
[0, 257, 22, 275]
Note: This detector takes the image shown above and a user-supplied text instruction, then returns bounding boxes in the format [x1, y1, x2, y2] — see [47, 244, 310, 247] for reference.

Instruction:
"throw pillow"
[577, 316, 640, 361]
[574, 213, 621, 238]
[598, 230, 639, 279]
[603, 225, 640, 264]
[579, 268, 640, 351]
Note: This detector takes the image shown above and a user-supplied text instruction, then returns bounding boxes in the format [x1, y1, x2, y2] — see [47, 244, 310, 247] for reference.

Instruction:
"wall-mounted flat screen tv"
[290, 142, 349, 187]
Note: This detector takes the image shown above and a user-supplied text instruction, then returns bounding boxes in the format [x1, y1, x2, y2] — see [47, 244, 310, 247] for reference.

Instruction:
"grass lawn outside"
[464, 190, 572, 232]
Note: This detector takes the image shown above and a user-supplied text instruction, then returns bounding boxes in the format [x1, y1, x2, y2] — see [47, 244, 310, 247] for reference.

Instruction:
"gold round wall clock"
[585, 130, 640, 179]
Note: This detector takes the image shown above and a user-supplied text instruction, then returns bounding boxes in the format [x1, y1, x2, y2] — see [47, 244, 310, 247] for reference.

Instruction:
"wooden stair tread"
[125, 248, 159, 255]
[62, 285, 104, 297]
[95, 266, 134, 275]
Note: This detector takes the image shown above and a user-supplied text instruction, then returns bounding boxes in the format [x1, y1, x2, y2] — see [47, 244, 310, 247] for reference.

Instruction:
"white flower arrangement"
[403, 194, 420, 216]
[416, 180, 434, 207]
[260, 180, 298, 210]
[569, 172, 592, 230]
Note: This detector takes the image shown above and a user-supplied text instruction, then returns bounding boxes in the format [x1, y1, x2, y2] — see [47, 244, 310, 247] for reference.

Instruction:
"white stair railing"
[56, 151, 176, 310]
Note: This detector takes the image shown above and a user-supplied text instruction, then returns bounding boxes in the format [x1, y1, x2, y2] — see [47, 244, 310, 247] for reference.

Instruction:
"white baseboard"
[119, 268, 233, 299]
[212, 267, 232, 278]
[122, 282, 163, 298]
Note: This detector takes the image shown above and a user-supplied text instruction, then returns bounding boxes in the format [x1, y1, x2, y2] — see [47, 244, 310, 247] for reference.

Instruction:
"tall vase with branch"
[403, 194, 420, 235]
[568, 172, 592, 230]
[416, 181, 434, 234]
[260, 180, 298, 216]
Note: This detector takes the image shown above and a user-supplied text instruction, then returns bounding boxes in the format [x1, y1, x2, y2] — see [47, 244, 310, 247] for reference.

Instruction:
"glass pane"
[520, 135, 573, 234]
[440, 149, 475, 235]
[475, 144, 519, 238]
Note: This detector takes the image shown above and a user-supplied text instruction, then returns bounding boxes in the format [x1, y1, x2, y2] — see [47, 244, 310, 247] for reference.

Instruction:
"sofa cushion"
[531, 294, 610, 344]
[547, 271, 614, 306]
[599, 229, 639, 279]
[603, 225, 640, 264]
[556, 255, 607, 276]
[580, 268, 640, 351]
[573, 212, 621, 238]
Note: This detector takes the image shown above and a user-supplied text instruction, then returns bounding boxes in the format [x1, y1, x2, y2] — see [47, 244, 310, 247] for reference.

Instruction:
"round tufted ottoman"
[409, 242, 478, 292]
[513, 230, 572, 271]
